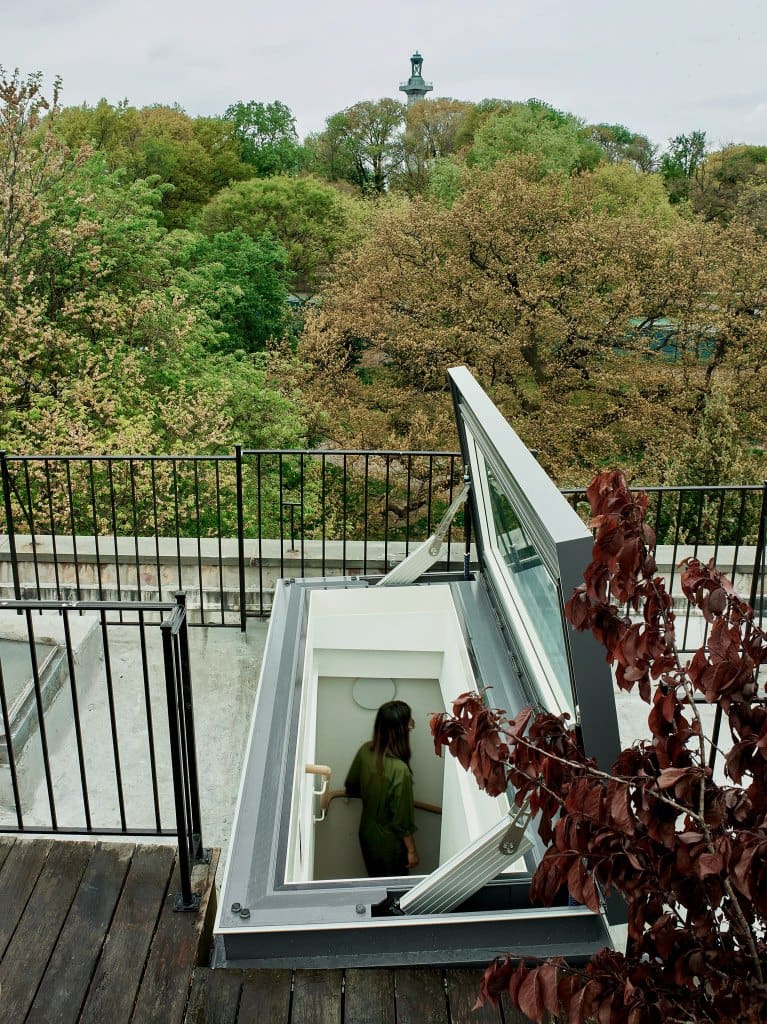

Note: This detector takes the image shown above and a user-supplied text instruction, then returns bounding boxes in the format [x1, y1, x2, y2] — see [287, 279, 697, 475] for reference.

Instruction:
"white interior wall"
[313, 676, 444, 880]
[285, 584, 512, 884]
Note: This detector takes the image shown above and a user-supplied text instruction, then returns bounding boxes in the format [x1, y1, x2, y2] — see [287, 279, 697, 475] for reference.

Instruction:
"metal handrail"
[0, 593, 205, 912]
[322, 789, 442, 816]
[0, 450, 764, 642]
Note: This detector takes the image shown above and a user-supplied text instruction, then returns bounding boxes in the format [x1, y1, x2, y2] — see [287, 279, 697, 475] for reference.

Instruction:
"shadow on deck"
[0, 837, 529, 1023]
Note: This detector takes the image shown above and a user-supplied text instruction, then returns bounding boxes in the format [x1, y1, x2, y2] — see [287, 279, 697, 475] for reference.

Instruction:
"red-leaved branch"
[430, 470, 767, 1024]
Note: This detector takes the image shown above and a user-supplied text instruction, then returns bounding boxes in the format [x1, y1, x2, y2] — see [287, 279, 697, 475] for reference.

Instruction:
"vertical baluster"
[23, 461, 41, 599]
[215, 460, 225, 625]
[0, 658, 23, 828]
[65, 461, 82, 601]
[44, 458, 61, 599]
[139, 609, 162, 831]
[362, 454, 368, 576]
[107, 460, 122, 618]
[89, 459, 104, 601]
[62, 608, 91, 830]
[100, 608, 126, 831]
[26, 609, 57, 828]
[194, 461, 204, 625]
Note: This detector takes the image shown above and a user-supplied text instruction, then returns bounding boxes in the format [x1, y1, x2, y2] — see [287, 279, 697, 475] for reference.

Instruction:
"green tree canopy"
[223, 100, 303, 177]
[306, 99, 405, 193]
[660, 130, 707, 203]
[196, 174, 368, 293]
[468, 100, 604, 175]
[587, 122, 657, 171]
[0, 69, 306, 454]
[54, 99, 252, 228]
[690, 144, 767, 225]
[165, 227, 288, 353]
[300, 159, 767, 483]
[585, 162, 677, 224]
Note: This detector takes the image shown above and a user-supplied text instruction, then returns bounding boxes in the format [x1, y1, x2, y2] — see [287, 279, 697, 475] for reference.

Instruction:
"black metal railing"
[238, 447, 464, 623]
[0, 448, 464, 627]
[1, 451, 764, 641]
[562, 482, 767, 652]
[0, 594, 204, 910]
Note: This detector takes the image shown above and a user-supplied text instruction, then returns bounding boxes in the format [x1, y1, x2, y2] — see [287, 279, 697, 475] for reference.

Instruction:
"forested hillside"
[2, 68, 765, 484]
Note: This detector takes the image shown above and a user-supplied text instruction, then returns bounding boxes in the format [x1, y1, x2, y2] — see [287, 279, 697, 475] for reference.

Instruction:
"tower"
[399, 52, 433, 106]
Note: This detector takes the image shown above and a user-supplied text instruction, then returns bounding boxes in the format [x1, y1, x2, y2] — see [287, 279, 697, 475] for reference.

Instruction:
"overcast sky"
[3, 0, 766, 151]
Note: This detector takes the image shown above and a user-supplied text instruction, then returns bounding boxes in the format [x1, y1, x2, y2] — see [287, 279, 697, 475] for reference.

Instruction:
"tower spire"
[399, 51, 433, 106]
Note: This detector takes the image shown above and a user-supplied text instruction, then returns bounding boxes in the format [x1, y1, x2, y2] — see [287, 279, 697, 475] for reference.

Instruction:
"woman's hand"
[407, 848, 420, 869]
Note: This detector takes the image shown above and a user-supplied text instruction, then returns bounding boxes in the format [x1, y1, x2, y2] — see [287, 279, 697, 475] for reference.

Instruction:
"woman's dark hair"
[370, 700, 412, 773]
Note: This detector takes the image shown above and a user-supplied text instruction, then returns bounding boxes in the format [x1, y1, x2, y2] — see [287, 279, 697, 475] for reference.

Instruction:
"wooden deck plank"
[0, 836, 52, 959]
[445, 968, 502, 1024]
[500, 994, 536, 1024]
[0, 834, 15, 874]
[237, 969, 292, 1023]
[185, 967, 242, 1024]
[395, 968, 449, 1024]
[344, 968, 396, 1024]
[78, 843, 176, 1024]
[131, 848, 219, 1024]
[26, 842, 133, 1024]
[0, 840, 93, 1021]
[290, 969, 343, 1024]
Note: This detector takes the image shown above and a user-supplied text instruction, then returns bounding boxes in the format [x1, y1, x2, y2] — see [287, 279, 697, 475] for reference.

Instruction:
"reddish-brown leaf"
[517, 968, 545, 1022]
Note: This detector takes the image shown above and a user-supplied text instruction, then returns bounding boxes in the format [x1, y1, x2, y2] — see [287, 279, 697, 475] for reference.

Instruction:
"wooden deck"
[0, 838, 527, 1023]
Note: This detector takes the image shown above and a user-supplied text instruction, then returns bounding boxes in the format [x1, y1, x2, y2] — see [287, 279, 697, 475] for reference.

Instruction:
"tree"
[431, 470, 767, 1023]
[196, 174, 368, 293]
[306, 99, 405, 193]
[55, 100, 252, 228]
[304, 112, 361, 185]
[301, 157, 767, 483]
[223, 100, 302, 177]
[166, 227, 289, 352]
[0, 70, 307, 455]
[588, 122, 657, 172]
[394, 97, 473, 195]
[468, 100, 604, 175]
[452, 98, 516, 151]
[660, 130, 707, 203]
[587, 162, 677, 225]
[690, 144, 767, 225]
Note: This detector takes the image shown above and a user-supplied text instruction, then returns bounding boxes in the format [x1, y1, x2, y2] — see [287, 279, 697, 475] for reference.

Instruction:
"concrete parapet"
[0, 534, 760, 615]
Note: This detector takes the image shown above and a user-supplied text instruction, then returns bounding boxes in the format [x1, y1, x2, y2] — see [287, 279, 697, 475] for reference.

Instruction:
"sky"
[3, 0, 767, 151]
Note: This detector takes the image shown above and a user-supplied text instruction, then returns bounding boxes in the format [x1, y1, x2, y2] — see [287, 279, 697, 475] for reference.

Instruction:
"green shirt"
[345, 743, 416, 876]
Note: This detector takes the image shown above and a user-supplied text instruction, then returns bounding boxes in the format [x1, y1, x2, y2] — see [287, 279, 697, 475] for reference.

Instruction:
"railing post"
[750, 480, 767, 628]
[161, 614, 199, 912]
[1, 452, 22, 601]
[712, 481, 767, 772]
[235, 445, 247, 632]
[174, 592, 206, 863]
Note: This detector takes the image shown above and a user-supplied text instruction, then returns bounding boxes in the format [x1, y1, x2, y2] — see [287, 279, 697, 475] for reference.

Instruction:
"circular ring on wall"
[352, 677, 396, 710]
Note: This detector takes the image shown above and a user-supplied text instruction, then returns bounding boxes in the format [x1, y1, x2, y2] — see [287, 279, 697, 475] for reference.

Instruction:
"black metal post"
[1, 452, 22, 601]
[235, 445, 247, 632]
[160, 615, 198, 911]
[283, 501, 300, 552]
[710, 481, 767, 772]
[174, 592, 205, 862]
[750, 480, 767, 619]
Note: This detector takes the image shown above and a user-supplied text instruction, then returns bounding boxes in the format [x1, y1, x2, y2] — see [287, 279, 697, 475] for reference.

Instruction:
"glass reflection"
[483, 463, 574, 716]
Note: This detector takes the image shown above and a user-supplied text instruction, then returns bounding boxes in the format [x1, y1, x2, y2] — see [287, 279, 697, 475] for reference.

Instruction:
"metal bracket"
[498, 802, 533, 856]
[173, 891, 201, 913]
